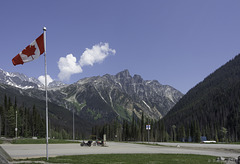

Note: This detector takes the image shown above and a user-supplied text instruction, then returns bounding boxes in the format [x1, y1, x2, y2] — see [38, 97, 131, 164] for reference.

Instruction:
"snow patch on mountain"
[0, 68, 66, 90]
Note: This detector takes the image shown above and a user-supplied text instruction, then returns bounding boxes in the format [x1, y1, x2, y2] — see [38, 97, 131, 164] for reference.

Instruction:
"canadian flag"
[12, 33, 45, 66]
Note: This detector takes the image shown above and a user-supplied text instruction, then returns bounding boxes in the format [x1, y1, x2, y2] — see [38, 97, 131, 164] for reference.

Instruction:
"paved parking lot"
[1, 142, 239, 159]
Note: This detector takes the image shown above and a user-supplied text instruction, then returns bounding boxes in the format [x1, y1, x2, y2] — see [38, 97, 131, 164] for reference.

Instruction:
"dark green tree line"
[92, 110, 238, 143]
[0, 95, 73, 139]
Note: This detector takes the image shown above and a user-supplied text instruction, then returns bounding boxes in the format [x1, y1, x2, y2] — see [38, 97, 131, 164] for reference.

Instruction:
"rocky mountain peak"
[133, 74, 143, 83]
[48, 81, 66, 89]
[69, 69, 183, 119]
[115, 69, 131, 79]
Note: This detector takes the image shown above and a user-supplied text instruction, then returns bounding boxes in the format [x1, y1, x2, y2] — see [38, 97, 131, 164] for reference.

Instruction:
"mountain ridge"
[0, 68, 183, 122]
[54, 69, 183, 120]
[0, 68, 66, 89]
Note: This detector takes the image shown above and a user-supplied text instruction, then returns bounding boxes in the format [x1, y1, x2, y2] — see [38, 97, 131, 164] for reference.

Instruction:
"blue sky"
[1, 0, 240, 94]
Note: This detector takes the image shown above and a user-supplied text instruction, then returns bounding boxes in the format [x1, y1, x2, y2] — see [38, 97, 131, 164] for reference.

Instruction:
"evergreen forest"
[0, 94, 82, 139]
[163, 54, 240, 142]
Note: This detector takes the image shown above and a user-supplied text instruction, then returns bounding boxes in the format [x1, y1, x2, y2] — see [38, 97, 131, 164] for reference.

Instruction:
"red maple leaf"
[22, 45, 36, 57]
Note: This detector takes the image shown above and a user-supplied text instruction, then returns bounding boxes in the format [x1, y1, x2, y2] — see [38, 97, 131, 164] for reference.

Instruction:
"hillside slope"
[163, 54, 240, 142]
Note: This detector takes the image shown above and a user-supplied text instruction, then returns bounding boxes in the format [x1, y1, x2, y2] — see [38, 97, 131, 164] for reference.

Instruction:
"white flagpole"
[43, 27, 48, 160]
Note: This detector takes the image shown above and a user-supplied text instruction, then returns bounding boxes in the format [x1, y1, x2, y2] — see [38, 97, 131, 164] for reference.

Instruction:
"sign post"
[15, 110, 18, 138]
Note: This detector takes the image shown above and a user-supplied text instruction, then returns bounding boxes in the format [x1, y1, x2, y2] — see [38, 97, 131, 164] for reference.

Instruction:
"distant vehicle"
[80, 140, 92, 147]
[201, 140, 216, 144]
[92, 140, 104, 146]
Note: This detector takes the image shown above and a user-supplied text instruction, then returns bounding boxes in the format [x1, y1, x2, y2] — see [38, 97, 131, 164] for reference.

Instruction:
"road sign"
[146, 125, 151, 130]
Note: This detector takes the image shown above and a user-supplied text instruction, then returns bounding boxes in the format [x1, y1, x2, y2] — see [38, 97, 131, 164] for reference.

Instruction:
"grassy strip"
[12, 139, 80, 144]
[17, 154, 218, 164]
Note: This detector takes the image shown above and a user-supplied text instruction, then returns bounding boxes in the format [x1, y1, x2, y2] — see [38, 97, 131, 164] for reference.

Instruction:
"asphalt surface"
[1, 142, 240, 160]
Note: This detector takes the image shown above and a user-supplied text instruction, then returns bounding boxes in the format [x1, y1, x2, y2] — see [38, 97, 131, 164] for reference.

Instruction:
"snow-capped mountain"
[48, 80, 66, 89]
[0, 68, 183, 121]
[0, 68, 65, 89]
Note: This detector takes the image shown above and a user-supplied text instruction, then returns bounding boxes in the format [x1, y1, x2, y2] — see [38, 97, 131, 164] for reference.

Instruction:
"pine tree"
[215, 129, 219, 142]
[140, 112, 144, 141]
[190, 122, 195, 142]
[131, 112, 136, 140]
[0, 106, 2, 137]
[195, 122, 201, 143]
[220, 127, 228, 142]
[172, 125, 176, 142]
[7, 106, 15, 137]
[160, 120, 166, 142]
[4, 94, 7, 136]
[32, 105, 36, 137]
[177, 125, 186, 142]
[18, 106, 24, 137]
[24, 107, 30, 137]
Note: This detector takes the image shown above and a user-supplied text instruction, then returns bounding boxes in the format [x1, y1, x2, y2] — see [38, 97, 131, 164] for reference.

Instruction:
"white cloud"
[57, 54, 83, 81]
[38, 74, 53, 86]
[79, 43, 116, 67]
[57, 43, 116, 82]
